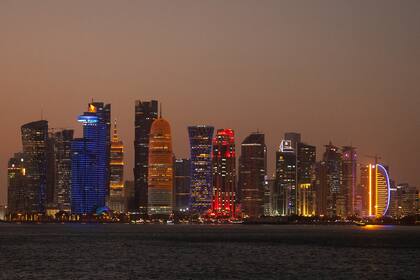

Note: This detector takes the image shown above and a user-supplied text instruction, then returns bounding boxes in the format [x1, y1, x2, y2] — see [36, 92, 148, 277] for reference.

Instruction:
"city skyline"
[1, 0, 419, 205]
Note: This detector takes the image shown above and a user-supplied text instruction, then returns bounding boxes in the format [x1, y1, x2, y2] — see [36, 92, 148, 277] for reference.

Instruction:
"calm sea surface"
[0, 224, 419, 279]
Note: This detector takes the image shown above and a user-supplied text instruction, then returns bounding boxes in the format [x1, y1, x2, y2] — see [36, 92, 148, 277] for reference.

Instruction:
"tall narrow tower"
[212, 129, 236, 218]
[108, 121, 125, 212]
[134, 100, 158, 214]
[188, 125, 214, 214]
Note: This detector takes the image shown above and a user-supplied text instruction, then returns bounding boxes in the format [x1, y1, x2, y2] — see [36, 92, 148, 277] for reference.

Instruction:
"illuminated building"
[134, 100, 158, 214]
[341, 146, 357, 217]
[107, 121, 125, 213]
[174, 159, 191, 212]
[274, 140, 296, 216]
[21, 120, 49, 213]
[395, 183, 419, 217]
[188, 125, 214, 214]
[297, 142, 316, 217]
[322, 142, 342, 217]
[147, 116, 173, 216]
[47, 129, 74, 212]
[285, 132, 301, 151]
[366, 164, 391, 217]
[238, 132, 267, 218]
[124, 181, 135, 212]
[212, 129, 236, 217]
[89, 102, 112, 188]
[359, 165, 370, 217]
[315, 161, 327, 216]
[264, 176, 276, 216]
[71, 104, 108, 214]
[7, 153, 28, 214]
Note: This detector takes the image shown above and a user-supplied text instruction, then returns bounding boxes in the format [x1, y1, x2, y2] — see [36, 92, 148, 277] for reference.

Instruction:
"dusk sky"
[0, 0, 419, 204]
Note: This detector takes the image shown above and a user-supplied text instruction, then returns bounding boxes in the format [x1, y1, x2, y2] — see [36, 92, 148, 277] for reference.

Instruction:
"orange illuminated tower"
[107, 121, 125, 212]
[367, 164, 391, 217]
[212, 129, 236, 218]
[147, 112, 173, 216]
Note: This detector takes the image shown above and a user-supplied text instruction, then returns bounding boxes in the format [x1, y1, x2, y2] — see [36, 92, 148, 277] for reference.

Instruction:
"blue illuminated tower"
[71, 104, 108, 214]
[188, 125, 214, 214]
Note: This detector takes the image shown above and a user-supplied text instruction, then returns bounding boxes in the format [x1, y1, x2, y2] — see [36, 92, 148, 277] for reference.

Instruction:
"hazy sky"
[1, 0, 419, 204]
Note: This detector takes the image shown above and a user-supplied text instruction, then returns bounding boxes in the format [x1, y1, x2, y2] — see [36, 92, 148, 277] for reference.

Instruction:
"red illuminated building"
[211, 129, 236, 218]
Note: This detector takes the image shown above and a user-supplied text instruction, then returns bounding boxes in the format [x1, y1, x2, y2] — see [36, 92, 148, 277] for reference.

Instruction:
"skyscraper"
[212, 129, 236, 217]
[148, 116, 173, 216]
[71, 104, 108, 214]
[188, 125, 214, 214]
[7, 153, 28, 214]
[274, 140, 297, 216]
[50, 129, 74, 212]
[107, 121, 125, 213]
[21, 120, 49, 213]
[341, 146, 357, 217]
[297, 142, 316, 217]
[238, 132, 267, 218]
[367, 164, 391, 217]
[322, 142, 342, 217]
[174, 158, 191, 212]
[134, 100, 158, 214]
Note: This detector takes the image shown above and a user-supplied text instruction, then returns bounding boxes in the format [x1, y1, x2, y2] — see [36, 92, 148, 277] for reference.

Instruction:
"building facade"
[274, 140, 297, 216]
[238, 132, 267, 218]
[174, 159, 191, 212]
[297, 142, 316, 217]
[20, 120, 49, 213]
[341, 146, 357, 217]
[148, 117, 173, 216]
[107, 121, 125, 213]
[188, 125, 214, 214]
[212, 129, 236, 217]
[71, 104, 108, 214]
[134, 100, 158, 214]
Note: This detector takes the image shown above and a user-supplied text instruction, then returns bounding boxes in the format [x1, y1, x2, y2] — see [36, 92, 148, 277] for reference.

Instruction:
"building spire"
[112, 119, 119, 142]
[160, 102, 162, 118]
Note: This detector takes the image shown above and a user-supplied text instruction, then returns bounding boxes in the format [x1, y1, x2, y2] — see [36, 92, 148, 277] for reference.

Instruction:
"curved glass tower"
[147, 117, 173, 216]
[188, 126, 214, 214]
[368, 164, 391, 217]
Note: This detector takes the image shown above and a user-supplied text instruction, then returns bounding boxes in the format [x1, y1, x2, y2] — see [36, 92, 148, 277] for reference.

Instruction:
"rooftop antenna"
[41, 108, 44, 121]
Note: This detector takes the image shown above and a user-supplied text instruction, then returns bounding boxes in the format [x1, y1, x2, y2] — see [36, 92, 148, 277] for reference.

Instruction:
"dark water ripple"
[0, 224, 419, 279]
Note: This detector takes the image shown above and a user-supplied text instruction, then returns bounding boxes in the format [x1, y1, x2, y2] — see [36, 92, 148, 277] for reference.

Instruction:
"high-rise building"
[107, 121, 125, 213]
[274, 140, 297, 216]
[89, 102, 111, 187]
[341, 146, 357, 217]
[134, 100, 158, 214]
[21, 120, 49, 213]
[7, 153, 28, 214]
[297, 142, 316, 217]
[394, 183, 418, 217]
[148, 116, 173, 216]
[49, 129, 74, 212]
[174, 159, 191, 212]
[238, 132, 267, 218]
[322, 142, 342, 217]
[366, 164, 391, 217]
[71, 104, 108, 214]
[188, 125, 214, 214]
[315, 161, 328, 216]
[285, 132, 301, 151]
[212, 129, 236, 217]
